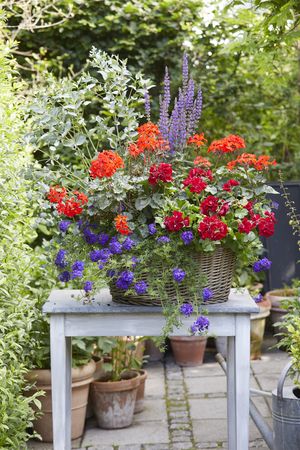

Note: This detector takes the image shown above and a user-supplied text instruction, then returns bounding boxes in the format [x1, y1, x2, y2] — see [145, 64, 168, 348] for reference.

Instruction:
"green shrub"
[0, 37, 54, 448]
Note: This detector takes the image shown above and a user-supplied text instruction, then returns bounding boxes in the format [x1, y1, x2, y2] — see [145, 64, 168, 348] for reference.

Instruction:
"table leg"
[50, 315, 72, 450]
[227, 315, 250, 450]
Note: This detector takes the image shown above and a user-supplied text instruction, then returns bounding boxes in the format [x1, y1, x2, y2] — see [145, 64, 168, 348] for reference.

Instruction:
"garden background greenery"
[0, 0, 299, 447]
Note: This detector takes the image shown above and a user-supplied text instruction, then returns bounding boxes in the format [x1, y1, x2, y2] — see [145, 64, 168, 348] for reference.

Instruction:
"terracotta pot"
[144, 339, 164, 362]
[26, 359, 96, 442]
[134, 369, 147, 414]
[170, 336, 207, 367]
[86, 356, 104, 419]
[91, 371, 140, 429]
[133, 340, 145, 362]
[250, 296, 271, 360]
[266, 289, 299, 340]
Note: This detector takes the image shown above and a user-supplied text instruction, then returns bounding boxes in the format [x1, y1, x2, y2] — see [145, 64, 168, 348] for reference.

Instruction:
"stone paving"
[28, 336, 291, 450]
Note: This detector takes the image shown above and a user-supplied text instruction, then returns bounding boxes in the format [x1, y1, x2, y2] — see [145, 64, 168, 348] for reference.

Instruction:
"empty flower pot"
[170, 336, 207, 366]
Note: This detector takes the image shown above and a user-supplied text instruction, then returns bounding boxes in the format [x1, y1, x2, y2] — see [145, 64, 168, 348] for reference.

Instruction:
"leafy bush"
[0, 37, 54, 447]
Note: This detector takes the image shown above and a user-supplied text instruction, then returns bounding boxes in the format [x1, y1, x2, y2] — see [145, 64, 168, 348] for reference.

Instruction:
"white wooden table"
[43, 287, 258, 450]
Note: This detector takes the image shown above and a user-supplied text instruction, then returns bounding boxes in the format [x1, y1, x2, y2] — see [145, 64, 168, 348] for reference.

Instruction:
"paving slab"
[82, 420, 169, 446]
[146, 362, 165, 379]
[183, 363, 224, 378]
[145, 375, 166, 398]
[185, 375, 260, 396]
[27, 437, 82, 449]
[251, 352, 290, 375]
[134, 399, 167, 422]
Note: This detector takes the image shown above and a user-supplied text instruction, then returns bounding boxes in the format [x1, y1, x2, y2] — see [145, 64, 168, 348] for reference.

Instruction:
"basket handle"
[277, 360, 293, 399]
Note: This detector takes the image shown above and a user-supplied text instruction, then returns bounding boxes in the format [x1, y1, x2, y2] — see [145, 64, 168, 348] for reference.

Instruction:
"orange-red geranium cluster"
[90, 150, 124, 179]
[187, 133, 207, 147]
[227, 153, 277, 171]
[114, 214, 131, 235]
[208, 135, 246, 153]
[48, 187, 88, 218]
[128, 122, 168, 157]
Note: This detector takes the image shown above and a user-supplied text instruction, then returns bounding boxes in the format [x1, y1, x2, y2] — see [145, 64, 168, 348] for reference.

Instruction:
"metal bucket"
[272, 361, 300, 450]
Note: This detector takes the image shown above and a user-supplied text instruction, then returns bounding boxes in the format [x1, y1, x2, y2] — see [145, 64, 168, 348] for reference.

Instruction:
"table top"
[43, 288, 259, 315]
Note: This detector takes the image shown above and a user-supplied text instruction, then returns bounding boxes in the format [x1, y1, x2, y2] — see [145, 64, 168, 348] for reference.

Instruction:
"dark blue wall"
[263, 182, 300, 291]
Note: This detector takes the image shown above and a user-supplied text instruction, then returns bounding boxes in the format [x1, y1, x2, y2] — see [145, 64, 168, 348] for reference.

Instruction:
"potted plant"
[266, 279, 300, 339]
[90, 337, 141, 428]
[26, 319, 95, 442]
[31, 49, 278, 340]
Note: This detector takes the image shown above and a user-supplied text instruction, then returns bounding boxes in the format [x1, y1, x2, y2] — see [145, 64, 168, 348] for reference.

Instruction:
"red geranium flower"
[183, 176, 207, 193]
[198, 216, 228, 241]
[238, 217, 256, 234]
[149, 163, 173, 185]
[258, 212, 276, 237]
[208, 135, 246, 154]
[187, 133, 207, 147]
[114, 214, 131, 235]
[218, 201, 230, 216]
[223, 179, 240, 192]
[200, 195, 219, 216]
[193, 156, 212, 167]
[56, 191, 88, 218]
[90, 150, 124, 179]
[164, 211, 190, 232]
[189, 167, 213, 181]
[128, 122, 169, 157]
[47, 185, 67, 203]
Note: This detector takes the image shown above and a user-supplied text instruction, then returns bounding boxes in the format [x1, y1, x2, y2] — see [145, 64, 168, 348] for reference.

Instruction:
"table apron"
[63, 313, 239, 337]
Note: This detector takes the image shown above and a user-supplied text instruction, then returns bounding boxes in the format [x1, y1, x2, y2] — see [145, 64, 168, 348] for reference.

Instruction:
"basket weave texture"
[110, 246, 236, 307]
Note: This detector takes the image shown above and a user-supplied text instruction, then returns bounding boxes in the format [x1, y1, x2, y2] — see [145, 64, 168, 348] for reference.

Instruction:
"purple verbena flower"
[148, 223, 157, 235]
[109, 239, 123, 255]
[72, 260, 84, 272]
[59, 221, 71, 233]
[203, 288, 213, 301]
[180, 303, 193, 317]
[271, 201, 279, 210]
[157, 236, 170, 244]
[181, 231, 194, 245]
[122, 237, 136, 251]
[55, 249, 68, 268]
[191, 315, 210, 334]
[58, 271, 70, 282]
[172, 268, 186, 283]
[98, 232, 110, 246]
[83, 227, 98, 245]
[134, 281, 148, 295]
[116, 270, 134, 290]
[84, 281, 93, 292]
[253, 257, 272, 273]
[89, 249, 102, 262]
[71, 270, 83, 279]
[254, 293, 263, 303]
[98, 248, 112, 262]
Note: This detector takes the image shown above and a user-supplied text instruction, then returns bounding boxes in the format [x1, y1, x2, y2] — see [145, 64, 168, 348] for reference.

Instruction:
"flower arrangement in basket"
[34, 49, 277, 337]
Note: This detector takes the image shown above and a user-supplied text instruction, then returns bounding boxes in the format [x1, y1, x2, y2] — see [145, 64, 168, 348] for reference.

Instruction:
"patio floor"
[28, 335, 291, 450]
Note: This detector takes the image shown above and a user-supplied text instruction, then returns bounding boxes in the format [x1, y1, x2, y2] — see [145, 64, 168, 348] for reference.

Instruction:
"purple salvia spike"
[185, 78, 195, 112]
[182, 52, 189, 93]
[159, 97, 169, 141]
[164, 66, 171, 110]
[195, 87, 203, 121]
[177, 89, 187, 149]
[144, 90, 151, 122]
[169, 98, 179, 153]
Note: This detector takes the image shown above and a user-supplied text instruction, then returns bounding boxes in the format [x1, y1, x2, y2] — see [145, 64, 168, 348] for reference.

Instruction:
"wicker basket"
[110, 246, 236, 306]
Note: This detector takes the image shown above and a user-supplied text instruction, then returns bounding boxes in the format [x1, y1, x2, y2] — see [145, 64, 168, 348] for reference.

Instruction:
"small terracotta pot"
[134, 369, 147, 414]
[170, 336, 207, 367]
[26, 360, 96, 442]
[91, 371, 140, 429]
